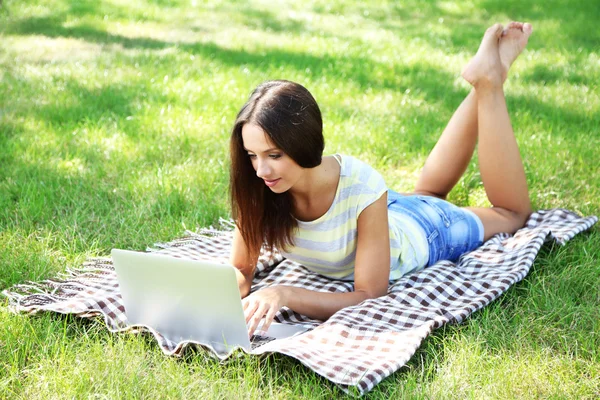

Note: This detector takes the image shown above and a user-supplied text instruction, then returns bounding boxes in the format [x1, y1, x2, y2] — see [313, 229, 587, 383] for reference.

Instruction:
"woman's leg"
[462, 23, 533, 240]
[414, 22, 533, 201]
[413, 90, 478, 199]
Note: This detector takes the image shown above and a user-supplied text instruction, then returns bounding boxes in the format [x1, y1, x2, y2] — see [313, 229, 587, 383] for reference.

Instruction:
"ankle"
[473, 80, 504, 94]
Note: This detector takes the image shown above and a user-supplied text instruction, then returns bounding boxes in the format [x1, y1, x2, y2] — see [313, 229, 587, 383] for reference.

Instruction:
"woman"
[230, 22, 534, 337]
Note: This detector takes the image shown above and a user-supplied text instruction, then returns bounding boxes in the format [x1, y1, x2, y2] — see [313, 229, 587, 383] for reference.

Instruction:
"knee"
[517, 203, 533, 226]
[508, 208, 532, 231]
[494, 207, 531, 233]
[516, 210, 531, 228]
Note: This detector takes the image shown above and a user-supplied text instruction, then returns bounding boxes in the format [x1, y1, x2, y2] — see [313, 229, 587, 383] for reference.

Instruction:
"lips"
[264, 178, 281, 188]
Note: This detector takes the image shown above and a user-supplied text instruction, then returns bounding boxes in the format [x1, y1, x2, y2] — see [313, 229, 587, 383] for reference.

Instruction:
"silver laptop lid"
[111, 249, 251, 353]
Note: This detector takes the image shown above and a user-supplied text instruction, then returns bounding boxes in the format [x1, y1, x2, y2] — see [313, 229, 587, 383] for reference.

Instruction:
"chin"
[268, 182, 291, 194]
[269, 187, 288, 194]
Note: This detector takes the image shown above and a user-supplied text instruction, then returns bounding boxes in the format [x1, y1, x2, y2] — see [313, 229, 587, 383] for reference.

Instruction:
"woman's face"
[241, 123, 304, 194]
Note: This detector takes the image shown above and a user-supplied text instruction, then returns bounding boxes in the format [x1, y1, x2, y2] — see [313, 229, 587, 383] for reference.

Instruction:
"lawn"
[1, 0, 599, 398]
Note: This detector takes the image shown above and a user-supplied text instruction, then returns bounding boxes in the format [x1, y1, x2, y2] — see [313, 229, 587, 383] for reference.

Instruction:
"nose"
[255, 158, 272, 179]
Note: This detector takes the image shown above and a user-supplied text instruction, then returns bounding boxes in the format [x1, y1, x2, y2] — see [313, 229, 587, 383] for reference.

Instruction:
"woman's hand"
[242, 286, 288, 337]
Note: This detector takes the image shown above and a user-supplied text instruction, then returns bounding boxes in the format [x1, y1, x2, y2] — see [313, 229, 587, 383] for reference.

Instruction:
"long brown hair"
[230, 80, 324, 266]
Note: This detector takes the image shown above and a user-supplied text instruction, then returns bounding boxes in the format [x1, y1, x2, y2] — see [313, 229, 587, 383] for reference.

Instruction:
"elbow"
[240, 284, 251, 298]
[239, 273, 252, 298]
[368, 280, 389, 299]
[233, 266, 253, 298]
[359, 288, 387, 301]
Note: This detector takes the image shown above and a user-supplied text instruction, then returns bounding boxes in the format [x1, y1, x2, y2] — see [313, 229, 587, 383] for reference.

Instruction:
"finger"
[260, 306, 278, 334]
[243, 300, 259, 323]
[247, 305, 268, 337]
[247, 308, 266, 337]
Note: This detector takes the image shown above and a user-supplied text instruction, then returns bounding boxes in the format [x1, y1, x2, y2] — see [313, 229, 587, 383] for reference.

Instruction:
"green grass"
[1, 0, 599, 398]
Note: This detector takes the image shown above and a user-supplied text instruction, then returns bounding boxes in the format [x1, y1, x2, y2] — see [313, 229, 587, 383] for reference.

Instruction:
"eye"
[247, 154, 257, 159]
[269, 154, 282, 159]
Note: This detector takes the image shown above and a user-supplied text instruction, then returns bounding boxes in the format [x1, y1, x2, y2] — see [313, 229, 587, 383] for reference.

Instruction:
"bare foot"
[461, 24, 504, 89]
[499, 22, 533, 82]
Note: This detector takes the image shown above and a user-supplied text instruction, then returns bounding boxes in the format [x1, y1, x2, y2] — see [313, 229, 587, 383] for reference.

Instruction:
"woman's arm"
[230, 225, 256, 298]
[244, 193, 391, 335]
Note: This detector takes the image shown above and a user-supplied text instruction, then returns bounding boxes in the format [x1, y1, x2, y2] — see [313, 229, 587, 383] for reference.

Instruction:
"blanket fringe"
[148, 220, 234, 252]
[1, 224, 239, 310]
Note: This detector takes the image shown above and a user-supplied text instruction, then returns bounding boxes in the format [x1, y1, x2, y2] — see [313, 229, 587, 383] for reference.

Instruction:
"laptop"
[111, 249, 309, 354]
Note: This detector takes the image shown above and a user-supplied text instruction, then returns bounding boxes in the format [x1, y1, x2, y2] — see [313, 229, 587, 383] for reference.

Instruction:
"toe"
[508, 21, 523, 30]
[485, 23, 504, 42]
[487, 23, 504, 36]
[523, 23, 533, 35]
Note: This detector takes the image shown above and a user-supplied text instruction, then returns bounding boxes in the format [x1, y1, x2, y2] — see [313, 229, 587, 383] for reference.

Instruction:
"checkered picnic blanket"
[2, 208, 597, 395]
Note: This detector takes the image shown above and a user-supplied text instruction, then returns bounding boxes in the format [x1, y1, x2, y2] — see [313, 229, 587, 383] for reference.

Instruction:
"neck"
[289, 156, 338, 207]
[288, 165, 323, 203]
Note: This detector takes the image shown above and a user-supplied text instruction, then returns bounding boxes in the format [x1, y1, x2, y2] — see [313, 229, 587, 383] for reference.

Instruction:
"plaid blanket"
[2, 208, 597, 395]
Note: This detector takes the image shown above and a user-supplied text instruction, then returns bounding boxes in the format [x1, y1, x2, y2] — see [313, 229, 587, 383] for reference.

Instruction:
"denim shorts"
[387, 190, 484, 266]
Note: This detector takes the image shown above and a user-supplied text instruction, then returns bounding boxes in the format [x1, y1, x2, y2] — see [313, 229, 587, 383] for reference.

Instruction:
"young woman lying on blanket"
[230, 22, 534, 337]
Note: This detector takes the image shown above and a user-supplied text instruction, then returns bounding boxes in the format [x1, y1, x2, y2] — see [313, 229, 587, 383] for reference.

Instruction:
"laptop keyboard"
[250, 334, 276, 350]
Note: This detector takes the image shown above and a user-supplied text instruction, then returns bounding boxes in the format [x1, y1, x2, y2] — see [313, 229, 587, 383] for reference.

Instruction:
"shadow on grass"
[5, 0, 599, 53]
[237, 7, 308, 34]
[522, 64, 592, 86]
[309, 0, 600, 52]
[478, 0, 600, 49]
[0, 117, 226, 261]
[0, 0, 176, 25]
[4, 3, 597, 131]
[6, 15, 170, 49]
[4, 13, 455, 96]
[10, 18, 598, 135]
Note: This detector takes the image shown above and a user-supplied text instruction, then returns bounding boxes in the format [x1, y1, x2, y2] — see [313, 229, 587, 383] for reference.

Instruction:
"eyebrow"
[243, 147, 281, 153]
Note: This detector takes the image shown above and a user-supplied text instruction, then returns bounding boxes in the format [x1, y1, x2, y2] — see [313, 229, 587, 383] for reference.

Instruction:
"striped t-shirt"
[279, 154, 428, 281]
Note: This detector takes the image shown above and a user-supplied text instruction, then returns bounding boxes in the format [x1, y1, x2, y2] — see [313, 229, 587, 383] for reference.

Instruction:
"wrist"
[278, 285, 293, 306]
